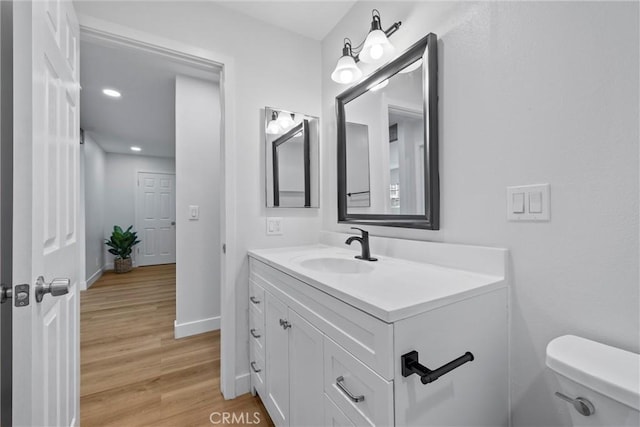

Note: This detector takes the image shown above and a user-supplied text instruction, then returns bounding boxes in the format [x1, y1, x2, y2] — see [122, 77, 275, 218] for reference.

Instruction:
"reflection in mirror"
[265, 107, 319, 208]
[337, 33, 439, 229]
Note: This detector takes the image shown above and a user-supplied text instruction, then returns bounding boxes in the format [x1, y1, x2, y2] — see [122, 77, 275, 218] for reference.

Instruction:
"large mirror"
[265, 107, 319, 208]
[337, 33, 439, 229]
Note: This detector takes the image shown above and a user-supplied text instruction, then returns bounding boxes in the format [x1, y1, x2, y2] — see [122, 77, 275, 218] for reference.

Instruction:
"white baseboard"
[235, 372, 250, 396]
[174, 316, 220, 338]
[86, 267, 104, 288]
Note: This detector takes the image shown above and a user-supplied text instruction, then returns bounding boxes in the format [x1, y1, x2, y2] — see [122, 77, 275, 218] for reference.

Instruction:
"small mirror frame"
[336, 33, 439, 229]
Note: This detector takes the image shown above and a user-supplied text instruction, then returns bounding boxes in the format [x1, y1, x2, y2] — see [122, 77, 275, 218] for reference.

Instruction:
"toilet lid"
[546, 335, 640, 411]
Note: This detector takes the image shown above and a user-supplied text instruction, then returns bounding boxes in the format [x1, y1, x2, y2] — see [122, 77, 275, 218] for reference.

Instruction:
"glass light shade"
[359, 29, 395, 64]
[276, 112, 295, 130]
[331, 55, 362, 84]
[266, 119, 281, 134]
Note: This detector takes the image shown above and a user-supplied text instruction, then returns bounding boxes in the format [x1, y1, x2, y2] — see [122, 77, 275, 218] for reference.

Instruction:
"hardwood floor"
[81, 264, 272, 426]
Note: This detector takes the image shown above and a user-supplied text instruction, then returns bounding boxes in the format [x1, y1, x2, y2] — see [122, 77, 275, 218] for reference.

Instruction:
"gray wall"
[83, 133, 106, 283]
[321, 2, 639, 426]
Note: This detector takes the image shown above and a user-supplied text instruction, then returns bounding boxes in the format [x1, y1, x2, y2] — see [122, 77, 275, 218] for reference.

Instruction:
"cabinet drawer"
[324, 337, 393, 427]
[250, 349, 266, 398]
[249, 305, 265, 356]
[249, 279, 265, 314]
[324, 393, 355, 427]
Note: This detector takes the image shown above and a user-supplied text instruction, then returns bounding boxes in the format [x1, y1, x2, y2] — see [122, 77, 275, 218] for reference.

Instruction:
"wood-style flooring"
[80, 264, 272, 426]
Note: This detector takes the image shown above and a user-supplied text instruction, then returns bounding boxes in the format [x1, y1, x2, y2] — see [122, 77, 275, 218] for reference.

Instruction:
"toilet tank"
[546, 335, 640, 427]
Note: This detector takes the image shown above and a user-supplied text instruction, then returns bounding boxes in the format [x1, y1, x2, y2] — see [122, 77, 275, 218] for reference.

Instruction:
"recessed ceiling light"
[130, 146, 142, 152]
[102, 88, 121, 98]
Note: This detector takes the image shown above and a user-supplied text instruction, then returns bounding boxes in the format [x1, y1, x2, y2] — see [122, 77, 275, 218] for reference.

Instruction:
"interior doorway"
[135, 172, 176, 267]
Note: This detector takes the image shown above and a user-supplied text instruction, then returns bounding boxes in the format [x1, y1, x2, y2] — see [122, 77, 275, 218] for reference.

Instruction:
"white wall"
[83, 133, 106, 284]
[322, 2, 639, 426]
[103, 152, 175, 267]
[75, 1, 322, 392]
[174, 75, 221, 337]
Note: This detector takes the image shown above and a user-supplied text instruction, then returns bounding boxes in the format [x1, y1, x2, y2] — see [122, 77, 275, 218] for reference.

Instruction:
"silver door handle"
[250, 296, 260, 304]
[250, 361, 261, 373]
[336, 376, 365, 403]
[555, 392, 595, 416]
[250, 328, 261, 338]
[35, 276, 69, 303]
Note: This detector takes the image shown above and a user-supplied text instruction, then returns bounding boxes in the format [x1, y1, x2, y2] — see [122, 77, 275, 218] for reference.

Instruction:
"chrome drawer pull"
[250, 328, 261, 338]
[336, 376, 364, 403]
[250, 362, 261, 373]
[279, 319, 292, 329]
[250, 296, 260, 304]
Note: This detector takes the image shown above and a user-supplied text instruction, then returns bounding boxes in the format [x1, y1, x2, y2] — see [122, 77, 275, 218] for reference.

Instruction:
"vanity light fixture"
[102, 88, 121, 98]
[331, 9, 401, 85]
[266, 111, 281, 134]
[276, 112, 295, 130]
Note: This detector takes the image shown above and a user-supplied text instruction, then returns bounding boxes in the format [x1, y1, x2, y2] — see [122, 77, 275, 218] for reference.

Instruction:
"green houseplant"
[105, 225, 140, 273]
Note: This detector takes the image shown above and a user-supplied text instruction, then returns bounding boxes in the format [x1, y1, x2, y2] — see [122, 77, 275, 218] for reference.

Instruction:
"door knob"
[35, 276, 70, 303]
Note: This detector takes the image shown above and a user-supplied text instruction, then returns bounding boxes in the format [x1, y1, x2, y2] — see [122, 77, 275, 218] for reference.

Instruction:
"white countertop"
[248, 244, 507, 323]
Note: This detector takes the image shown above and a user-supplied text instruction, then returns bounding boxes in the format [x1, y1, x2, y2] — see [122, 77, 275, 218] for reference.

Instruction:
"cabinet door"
[265, 292, 290, 426]
[289, 309, 324, 427]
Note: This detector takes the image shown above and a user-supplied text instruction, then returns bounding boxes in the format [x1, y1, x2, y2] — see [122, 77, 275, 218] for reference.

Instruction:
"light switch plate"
[266, 217, 283, 235]
[507, 184, 550, 221]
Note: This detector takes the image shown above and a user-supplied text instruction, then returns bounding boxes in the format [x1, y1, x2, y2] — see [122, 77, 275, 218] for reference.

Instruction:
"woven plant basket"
[114, 258, 133, 274]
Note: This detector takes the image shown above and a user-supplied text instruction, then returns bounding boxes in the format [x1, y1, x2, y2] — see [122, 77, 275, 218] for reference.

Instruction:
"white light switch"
[189, 205, 199, 220]
[266, 217, 283, 235]
[512, 193, 525, 213]
[507, 184, 550, 221]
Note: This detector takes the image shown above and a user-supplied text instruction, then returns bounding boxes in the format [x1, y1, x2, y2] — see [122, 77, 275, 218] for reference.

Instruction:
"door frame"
[134, 171, 176, 267]
[78, 16, 238, 398]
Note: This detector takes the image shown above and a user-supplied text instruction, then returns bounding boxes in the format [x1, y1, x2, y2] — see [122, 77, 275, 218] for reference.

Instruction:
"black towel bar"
[401, 350, 474, 384]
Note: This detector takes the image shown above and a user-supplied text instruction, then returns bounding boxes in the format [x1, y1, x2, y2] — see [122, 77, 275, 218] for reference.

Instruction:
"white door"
[265, 292, 289, 426]
[288, 309, 324, 427]
[13, 1, 80, 426]
[135, 172, 176, 266]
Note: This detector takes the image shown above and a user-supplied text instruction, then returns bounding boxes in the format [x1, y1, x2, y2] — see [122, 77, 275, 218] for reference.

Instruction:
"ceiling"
[80, 40, 219, 158]
[215, 1, 357, 41]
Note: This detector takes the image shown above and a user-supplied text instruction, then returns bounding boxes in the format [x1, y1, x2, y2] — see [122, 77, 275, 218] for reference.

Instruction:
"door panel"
[136, 172, 176, 266]
[289, 309, 324, 427]
[12, 1, 80, 425]
[265, 291, 289, 426]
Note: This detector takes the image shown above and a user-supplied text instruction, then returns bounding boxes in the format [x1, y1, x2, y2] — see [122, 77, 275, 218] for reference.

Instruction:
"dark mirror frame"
[272, 119, 311, 207]
[336, 33, 439, 229]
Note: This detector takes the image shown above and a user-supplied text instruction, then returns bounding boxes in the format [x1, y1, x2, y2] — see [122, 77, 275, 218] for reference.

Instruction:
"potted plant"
[105, 225, 140, 273]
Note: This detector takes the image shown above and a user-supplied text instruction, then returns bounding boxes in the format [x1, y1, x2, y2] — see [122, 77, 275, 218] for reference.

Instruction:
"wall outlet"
[266, 217, 283, 235]
[507, 184, 550, 221]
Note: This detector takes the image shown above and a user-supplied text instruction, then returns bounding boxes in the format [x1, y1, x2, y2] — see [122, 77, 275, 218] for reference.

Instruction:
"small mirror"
[337, 33, 439, 229]
[265, 107, 319, 208]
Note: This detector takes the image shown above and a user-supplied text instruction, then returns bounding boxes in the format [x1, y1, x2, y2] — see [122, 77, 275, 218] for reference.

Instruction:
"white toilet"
[546, 335, 640, 427]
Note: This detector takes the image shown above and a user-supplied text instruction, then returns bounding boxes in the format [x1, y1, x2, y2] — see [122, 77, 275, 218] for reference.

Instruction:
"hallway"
[80, 265, 271, 426]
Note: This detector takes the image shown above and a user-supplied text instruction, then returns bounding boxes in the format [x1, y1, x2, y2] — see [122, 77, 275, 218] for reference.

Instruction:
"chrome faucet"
[345, 227, 378, 261]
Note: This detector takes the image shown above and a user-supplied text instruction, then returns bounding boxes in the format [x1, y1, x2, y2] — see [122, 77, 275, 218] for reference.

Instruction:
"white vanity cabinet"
[248, 243, 508, 427]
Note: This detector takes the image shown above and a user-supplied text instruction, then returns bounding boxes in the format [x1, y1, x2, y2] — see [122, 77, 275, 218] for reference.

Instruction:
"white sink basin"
[297, 257, 375, 274]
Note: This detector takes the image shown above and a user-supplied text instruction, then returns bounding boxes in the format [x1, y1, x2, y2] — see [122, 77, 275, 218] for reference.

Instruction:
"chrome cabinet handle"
[250, 362, 261, 373]
[555, 392, 595, 416]
[279, 319, 291, 329]
[250, 296, 260, 304]
[336, 376, 365, 403]
[250, 328, 261, 338]
[35, 276, 70, 303]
